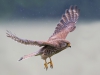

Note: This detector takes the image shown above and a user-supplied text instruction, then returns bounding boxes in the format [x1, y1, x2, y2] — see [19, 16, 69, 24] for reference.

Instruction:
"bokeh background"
[1, 0, 100, 75]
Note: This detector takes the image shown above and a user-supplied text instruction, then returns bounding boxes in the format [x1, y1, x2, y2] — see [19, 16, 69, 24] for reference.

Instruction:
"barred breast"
[41, 45, 64, 60]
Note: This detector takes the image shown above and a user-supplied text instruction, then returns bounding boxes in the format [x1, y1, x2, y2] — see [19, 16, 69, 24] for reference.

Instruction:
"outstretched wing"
[49, 5, 80, 40]
[6, 30, 58, 47]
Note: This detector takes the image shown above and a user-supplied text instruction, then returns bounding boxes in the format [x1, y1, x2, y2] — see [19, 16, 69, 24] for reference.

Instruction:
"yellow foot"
[44, 60, 48, 70]
[48, 58, 53, 68]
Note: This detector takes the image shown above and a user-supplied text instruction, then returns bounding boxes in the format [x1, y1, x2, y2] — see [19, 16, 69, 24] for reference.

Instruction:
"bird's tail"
[19, 52, 37, 61]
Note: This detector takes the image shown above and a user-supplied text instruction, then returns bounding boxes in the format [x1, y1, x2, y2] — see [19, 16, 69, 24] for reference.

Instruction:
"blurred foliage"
[0, 0, 100, 20]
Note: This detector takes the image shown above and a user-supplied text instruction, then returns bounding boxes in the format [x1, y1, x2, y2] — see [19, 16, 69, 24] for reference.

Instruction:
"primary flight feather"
[6, 5, 80, 70]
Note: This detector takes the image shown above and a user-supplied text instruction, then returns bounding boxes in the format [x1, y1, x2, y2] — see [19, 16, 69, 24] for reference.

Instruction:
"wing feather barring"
[6, 5, 80, 70]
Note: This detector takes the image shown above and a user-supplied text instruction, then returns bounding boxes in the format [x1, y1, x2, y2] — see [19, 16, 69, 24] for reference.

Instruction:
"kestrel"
[6, 5, 79, 70]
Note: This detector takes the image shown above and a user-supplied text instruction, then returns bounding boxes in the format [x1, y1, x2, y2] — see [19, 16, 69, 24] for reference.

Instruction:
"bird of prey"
[6, 5, 79, 70]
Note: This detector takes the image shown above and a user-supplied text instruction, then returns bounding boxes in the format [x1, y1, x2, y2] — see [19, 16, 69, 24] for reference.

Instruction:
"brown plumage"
[6, 5, 80, 70]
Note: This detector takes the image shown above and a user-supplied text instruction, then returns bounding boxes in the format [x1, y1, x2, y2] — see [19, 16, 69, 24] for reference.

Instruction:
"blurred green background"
[1, 0, 100, 75]
[0, 0, 100, 22]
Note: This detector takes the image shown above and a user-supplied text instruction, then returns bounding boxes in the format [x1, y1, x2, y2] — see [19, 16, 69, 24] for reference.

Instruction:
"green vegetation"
[0, 0, 100, 20]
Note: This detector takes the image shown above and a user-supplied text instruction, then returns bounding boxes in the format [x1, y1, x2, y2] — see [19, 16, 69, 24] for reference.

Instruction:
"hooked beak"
[68, 43, 71, 48]
[69, 46, 71, 48]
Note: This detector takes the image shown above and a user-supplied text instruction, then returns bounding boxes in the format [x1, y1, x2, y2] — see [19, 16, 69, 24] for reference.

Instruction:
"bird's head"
[60, 40, 71, 48]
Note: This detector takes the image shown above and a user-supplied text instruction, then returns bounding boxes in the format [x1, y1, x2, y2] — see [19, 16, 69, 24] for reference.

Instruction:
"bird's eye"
[61, 42, 67, 47]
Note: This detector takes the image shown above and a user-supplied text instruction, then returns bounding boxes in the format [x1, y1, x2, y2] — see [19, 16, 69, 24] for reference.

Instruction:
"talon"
[50, 61, 53, 68]
[44, 63, 48, 70]
[44, 60, 48, 70]
[50, 64, 53, 68]
[48, 57, 53, 69]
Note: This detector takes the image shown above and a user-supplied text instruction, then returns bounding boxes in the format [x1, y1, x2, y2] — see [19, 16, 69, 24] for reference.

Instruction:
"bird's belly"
[49, 47, 68, 56]
[41, 54, 48, 60]
[41, 49, 62, 60]
[48, 49, 62, 56]
[40, 46, 67, 60]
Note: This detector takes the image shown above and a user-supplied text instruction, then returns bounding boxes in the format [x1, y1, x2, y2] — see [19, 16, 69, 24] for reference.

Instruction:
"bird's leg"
[44, 59, 48, 70]
[48, 57, 53, 68]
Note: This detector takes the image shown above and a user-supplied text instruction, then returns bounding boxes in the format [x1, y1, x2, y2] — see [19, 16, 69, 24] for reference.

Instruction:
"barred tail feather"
[19, 52, 37, 61]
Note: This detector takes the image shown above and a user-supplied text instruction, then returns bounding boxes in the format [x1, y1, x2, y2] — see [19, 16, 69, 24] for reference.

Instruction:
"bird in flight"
[6, 5, 79, 70]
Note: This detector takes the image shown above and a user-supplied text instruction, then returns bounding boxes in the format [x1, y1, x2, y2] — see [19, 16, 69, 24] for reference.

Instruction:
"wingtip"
[65, 9, 69, 14]
[6, 30, 10, 37]
[69, 5, 73, 10]
[73, 5, 80, 13]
